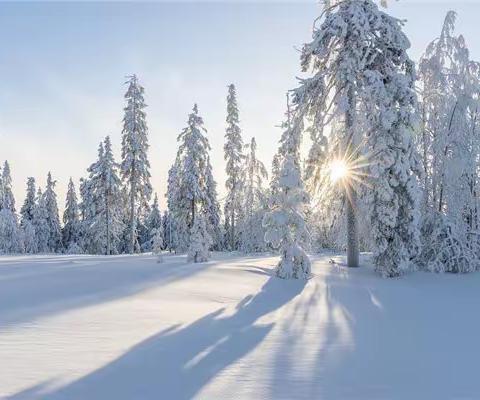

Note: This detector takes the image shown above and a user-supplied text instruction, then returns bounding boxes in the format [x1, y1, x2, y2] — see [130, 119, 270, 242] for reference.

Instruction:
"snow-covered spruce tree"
[22, 218, 37, 254]
[1, 161, 16, 213]
[20, 177, 36, 225]
[81, 146, 102, 255]
[120, 75, 152, 254]
[204, 158, 223, 250]
[269, 153, 282, 201]
[264, 99, 311, 278]
[293, 0, 421, 277]
[416, 11, 480, 273]
[0, 163, 3, 210]
[162, 210, 177, 253]
[177, 105, 210, 223]
[263, 155, 311, 279]
[0, 161, 22, 254]
[116, 185, 132, 254]
[241, 137, 269, 253]
[166, 156, 187, 252]
[19, 177, 37, 253]
[136, 214, 150, 253]
[33, 188, 49, 254]
[269, 95, 298, 200]
[0, 208, 23, 254]
[78, 177, 94, 252]
[224, 83, 245, 250]
[62, 178, 82, 253]
[43, 172, 63, 253]
[188, 213, 212, 263]
[152, 226, 164, 263]
[143, 193, 163, 252]
[172, 104, 218, 257]
[87, 137, 124, 255]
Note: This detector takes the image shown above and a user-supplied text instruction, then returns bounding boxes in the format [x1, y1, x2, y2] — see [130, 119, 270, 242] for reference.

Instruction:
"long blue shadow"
[11, 276, 306, 400]
[0, 254, 213, 329]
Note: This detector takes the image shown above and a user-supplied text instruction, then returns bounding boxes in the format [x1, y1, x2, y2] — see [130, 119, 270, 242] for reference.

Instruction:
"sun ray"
[327, 137, 375, 194]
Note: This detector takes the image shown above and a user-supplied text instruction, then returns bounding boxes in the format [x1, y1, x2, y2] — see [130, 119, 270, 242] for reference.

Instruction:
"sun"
[329, 159, 349, 183]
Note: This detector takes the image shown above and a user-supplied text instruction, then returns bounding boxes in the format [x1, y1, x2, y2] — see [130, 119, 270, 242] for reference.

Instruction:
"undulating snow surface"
[1, 253, 479, 399]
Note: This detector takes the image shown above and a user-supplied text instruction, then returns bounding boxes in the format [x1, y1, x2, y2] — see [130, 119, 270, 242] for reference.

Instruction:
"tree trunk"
[129, 171, 136, 254]
[438, 101, 459, 213]
[346, 86, 359, 268]
[191, 197, 195, 229]
[421, 103, 430, 210]
[231, 207, 235, 251]
[346, 187, 359, 268]
[106, 195, 111, 256]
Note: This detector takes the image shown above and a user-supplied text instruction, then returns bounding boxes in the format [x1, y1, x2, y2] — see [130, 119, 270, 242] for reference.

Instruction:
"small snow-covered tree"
[162, 210, 177, 253]
[78, 177, 94, 252]
[143, 193, 162, 252]
[172, 104, 218, 253]
[293, 0, 421, 277]
[120, 74, 152, 253]
[33, 188, 50, 253]
[0, 209, 22, 254]
[166, 156, 188, 252]
[177, 104, 209, 229]
[0, 162, 22, 254]
[269, 153, 282, 200]
[62, 178, 81, 252]
[1, 161, 16, 212]
[417, 212, 477, 273]
[0, 164, 3, 210]
[224, 83, 245, 250]
[20, 177, 36, 226]
[263, 155, 311, 279]
[20, 177, 38, 254]
[0, 161, 24, 254]
[152, 227, 164, 263]
[87, 137, 124, 255]
[43, 172, 63, 253]
[204, 159, 222, 250]
[241, 137, 268, 253]
[22, 219, 37, 254]
[188, 213, 212, 263]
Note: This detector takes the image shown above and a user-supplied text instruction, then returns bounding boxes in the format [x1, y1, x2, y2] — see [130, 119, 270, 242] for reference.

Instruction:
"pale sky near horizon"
[1, 1, 480, 211]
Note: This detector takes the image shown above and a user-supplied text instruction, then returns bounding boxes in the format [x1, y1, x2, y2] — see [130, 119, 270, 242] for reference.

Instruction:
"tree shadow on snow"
[0, 254, 214, 329]
[269, 263, 480, 399]
[12, 276, 306, 400]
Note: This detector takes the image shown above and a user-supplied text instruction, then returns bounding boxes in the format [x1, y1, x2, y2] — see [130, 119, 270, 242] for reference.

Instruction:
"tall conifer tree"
[120, 75, 152, 253]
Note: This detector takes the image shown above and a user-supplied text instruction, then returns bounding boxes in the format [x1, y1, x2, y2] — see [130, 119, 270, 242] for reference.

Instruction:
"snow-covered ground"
[1, 252, 479, 400]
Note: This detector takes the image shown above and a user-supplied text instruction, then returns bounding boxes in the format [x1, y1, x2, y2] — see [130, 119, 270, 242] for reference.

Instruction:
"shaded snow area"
[1, 253, 479, 400]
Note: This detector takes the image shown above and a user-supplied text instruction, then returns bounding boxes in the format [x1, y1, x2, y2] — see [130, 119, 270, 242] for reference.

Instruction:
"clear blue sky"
[1, 1, 480, 210]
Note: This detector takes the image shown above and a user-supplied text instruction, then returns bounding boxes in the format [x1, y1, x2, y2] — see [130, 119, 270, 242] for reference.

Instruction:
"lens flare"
[330, 159, 349, 183]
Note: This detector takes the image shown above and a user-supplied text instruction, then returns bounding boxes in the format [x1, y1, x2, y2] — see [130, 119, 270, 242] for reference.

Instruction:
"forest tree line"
[1, 2, 479, 278]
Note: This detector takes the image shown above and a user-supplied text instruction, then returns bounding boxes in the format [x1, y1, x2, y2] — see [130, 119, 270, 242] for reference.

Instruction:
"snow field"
[1, 253, 479, 399]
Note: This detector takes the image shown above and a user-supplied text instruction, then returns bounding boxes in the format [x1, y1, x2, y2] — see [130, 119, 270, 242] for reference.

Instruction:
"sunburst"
[329, 159, 349, 183]
[328, 137, 375, 207]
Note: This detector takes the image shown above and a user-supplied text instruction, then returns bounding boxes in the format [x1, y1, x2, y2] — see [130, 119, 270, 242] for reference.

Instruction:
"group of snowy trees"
[292, 0, 421, 277]
[292, 1, 480, 277]
[166, 103, 219, 261]
[0, 75, 160, 256]
[166, 85, 270, 261]
[3, 1, 480, 279]
[0, 165, 63, 255]
[416, 11, 480, 273]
